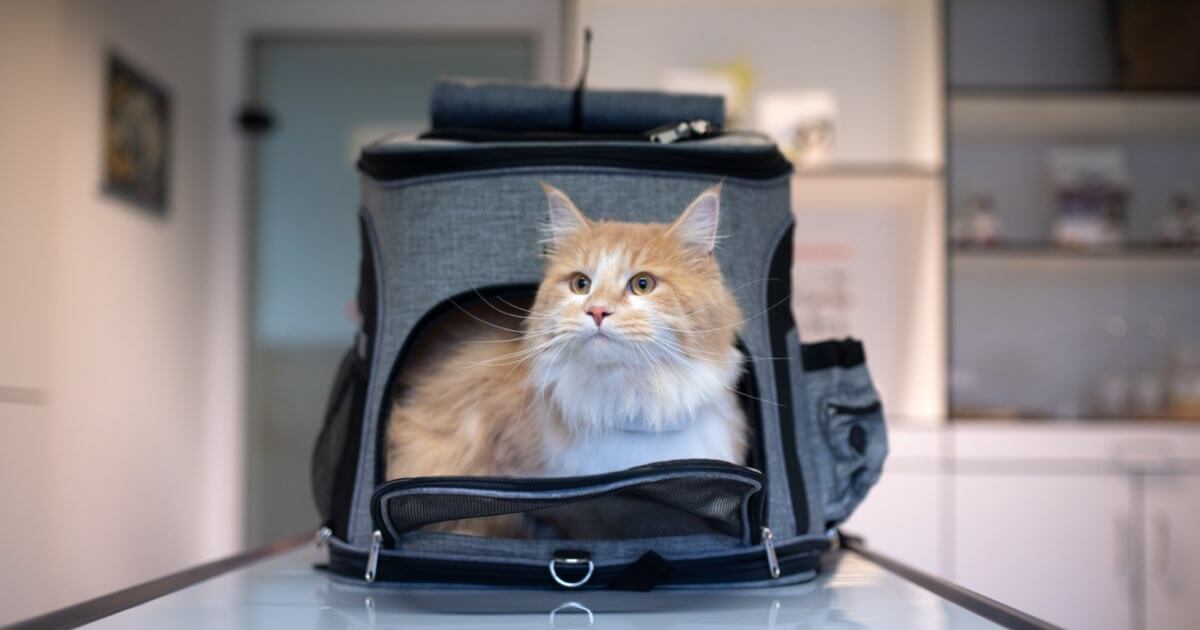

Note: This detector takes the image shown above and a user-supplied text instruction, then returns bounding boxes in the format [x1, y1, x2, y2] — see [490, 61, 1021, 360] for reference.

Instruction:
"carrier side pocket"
[311, 344, 369, 538]
[797, 338, 888, 526]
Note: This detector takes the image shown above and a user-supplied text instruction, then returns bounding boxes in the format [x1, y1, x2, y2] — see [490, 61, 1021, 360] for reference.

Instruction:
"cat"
[384, 183, 747, 498]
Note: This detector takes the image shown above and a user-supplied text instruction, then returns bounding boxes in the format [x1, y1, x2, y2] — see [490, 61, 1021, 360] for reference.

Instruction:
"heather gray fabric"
[431, 79, 725, 133]
[788, 330, 889, 533]
[351, 152, 796, 547]
[332, 132, 887, 588]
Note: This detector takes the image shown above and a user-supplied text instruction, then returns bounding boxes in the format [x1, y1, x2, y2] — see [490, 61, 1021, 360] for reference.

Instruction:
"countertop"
[55, 542, 1025, 629]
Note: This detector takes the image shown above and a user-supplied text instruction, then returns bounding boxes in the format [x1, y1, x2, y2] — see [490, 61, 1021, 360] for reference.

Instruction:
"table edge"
[8, 532, 1060, 630]
[4, 533, 312, 630]
[841, 535, 1061, 630]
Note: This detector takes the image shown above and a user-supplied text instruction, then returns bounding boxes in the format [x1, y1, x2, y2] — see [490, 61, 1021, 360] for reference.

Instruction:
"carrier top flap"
[357, 133, 793, 183]
[430, 78, 726, 134]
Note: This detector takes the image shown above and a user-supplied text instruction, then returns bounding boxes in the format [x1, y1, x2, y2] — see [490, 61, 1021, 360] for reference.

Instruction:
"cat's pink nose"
[586, 305, 613, 327]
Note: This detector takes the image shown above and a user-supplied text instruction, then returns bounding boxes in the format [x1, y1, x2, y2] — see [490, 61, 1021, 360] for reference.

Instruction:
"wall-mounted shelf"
[950, 90, 1200, 139]
[952, 243, 1200, 260]
[792, 163, 943, 178]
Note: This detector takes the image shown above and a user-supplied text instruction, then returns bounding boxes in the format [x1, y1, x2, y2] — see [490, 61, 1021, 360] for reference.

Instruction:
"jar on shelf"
[1168, 343, 1200, 419]
[951, 192, 1003, 246]
[1156, 189, 1200, 247]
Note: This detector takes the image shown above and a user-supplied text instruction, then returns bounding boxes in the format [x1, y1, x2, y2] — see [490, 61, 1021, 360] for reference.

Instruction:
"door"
[247, 36, 536, 546]
[1144, 473, 1200, 630]
[953, 473, 1134, 630]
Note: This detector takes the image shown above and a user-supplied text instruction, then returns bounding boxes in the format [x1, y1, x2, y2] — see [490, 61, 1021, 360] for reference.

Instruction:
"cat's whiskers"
[465, 334, 561, 367]
[448, 298, 531, 335]
[658, 292, 793, 335]
[497, 333, 573, 378]
[632, 341, 671, 393]
[653, 333, 790, 364]
[644, 337, 784, 409]
[469, 289, 531, 319]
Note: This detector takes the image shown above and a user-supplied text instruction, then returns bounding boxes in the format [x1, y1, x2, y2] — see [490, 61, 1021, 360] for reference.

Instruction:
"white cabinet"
[1144, 474, 1200, 630]
[844, 469, 945, 576]
[952, 472, 1134, 630]
[842, 428, 946, 576]
[949, 425, 1200, 630]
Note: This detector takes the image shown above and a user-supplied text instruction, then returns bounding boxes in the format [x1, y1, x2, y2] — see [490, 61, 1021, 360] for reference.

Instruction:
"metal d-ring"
[549, 555, 595, 589]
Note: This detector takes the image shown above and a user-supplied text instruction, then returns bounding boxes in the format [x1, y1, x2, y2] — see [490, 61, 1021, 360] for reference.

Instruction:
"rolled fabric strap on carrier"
[430, 78, 726, 134]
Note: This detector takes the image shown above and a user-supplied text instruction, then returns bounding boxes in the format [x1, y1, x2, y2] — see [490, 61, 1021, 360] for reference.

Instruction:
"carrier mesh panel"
[381, 476, 756, 540]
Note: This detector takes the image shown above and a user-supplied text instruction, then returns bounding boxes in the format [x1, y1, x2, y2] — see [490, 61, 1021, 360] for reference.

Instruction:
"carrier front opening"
[376, 284, 769, 492]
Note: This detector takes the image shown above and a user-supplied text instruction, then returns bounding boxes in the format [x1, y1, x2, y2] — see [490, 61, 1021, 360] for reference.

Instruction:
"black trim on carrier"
[371, 459, 767, 546]
[358, 141, 793, 183]
[766, 224, 810, 534]
[801, 338, 867, 371]
[326, 537, 828, 588]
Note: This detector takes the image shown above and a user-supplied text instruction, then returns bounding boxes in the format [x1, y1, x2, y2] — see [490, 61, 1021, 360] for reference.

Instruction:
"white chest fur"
[545, 398, 743, 476]
[536, 345, 746, 476]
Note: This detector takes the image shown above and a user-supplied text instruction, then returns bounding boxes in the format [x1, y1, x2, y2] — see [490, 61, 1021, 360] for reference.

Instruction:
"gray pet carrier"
[311, 82, 888, 590]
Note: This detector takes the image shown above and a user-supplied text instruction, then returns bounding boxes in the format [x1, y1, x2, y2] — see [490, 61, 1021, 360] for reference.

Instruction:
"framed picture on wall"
[103, 52, 170, 216]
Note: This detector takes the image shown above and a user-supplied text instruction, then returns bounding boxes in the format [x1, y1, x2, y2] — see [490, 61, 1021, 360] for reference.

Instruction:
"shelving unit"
[951, 243, 1200, 258]
[945, 0, 1200, 427]
[951, 91, 1200, 139]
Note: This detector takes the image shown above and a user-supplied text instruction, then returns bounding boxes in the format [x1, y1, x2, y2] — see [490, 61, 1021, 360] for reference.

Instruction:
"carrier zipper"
[374, 459, 761, 496]
[364, 530, 382, 583]
[315, 526, 333, 549]
[761, 526, 782, 578]
[647, 119, 716, 144]
[358, 140, 792, 182]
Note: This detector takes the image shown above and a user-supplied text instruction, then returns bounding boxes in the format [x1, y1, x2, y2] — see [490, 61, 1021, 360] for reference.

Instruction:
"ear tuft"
[669, 184, 722, 254]
[541, 182, 590, 242]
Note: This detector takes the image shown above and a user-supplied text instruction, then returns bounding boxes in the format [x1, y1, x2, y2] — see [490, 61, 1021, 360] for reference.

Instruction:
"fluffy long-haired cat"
[385, 184, 747, 492]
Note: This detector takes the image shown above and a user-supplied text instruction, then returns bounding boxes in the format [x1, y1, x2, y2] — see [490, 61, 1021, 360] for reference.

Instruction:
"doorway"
[247, 35, 536, 546]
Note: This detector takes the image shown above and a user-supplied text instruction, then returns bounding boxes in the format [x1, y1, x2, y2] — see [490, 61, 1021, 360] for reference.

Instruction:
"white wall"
[792, 174, 946, 423]
[0, 15, 61, 622]
[0, 0, 218, 623]
[209, 0, 566, 549]
[574, 0, 941, 166]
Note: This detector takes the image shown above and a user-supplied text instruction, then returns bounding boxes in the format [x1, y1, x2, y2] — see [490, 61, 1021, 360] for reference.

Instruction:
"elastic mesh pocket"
[376, 465, 763, 542]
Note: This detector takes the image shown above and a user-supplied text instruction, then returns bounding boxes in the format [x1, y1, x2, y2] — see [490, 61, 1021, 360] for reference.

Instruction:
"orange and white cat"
[385, 183, 746, 482]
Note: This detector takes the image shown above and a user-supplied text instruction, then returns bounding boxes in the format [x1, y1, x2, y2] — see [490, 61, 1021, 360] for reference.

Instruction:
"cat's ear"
[541, 182, 591, 242]
[669, 184, 721, 254]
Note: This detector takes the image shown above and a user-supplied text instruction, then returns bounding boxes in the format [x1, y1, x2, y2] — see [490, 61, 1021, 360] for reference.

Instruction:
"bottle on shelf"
[1047, 146, 1129, 249]
[1168, 343, 1200, 419]
[951, 192, 1003, 247]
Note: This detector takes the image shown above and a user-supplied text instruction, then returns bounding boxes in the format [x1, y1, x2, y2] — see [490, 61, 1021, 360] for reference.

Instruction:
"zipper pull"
[761, 526, 781, 579]
[365, 530, 382, 583]
[648, 119, 716, 144]
[315, 526, 333, 549]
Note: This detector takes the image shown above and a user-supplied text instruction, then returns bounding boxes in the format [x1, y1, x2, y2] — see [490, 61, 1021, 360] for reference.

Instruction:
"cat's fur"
[385, 184, 747, 489]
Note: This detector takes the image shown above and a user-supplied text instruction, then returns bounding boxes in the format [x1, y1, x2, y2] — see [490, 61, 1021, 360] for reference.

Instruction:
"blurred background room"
[1, 1, 1198, 628]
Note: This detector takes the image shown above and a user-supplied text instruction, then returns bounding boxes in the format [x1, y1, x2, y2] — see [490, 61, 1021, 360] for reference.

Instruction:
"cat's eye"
[569, 272, 591, 294]
[629, 272, 656, 295]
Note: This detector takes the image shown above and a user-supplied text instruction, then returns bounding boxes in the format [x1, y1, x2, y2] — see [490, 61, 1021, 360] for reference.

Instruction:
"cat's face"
[526, 184, 743, 376]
